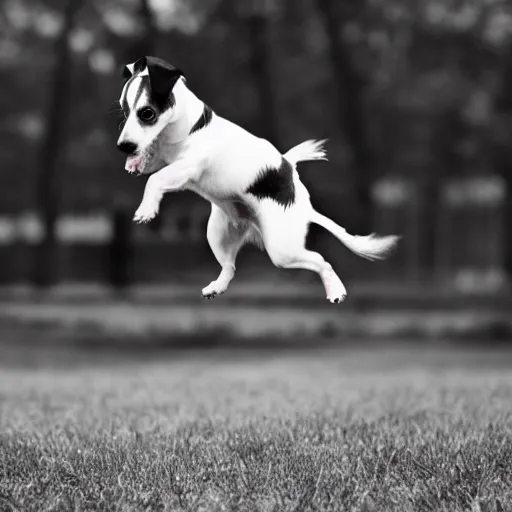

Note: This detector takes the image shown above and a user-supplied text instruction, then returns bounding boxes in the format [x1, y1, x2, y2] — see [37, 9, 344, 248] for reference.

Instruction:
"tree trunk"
[138, 0, 156, 55]
[33, 0, 82, 287]
[123, 0, 157, 59]
[316, 0, 372, 233]
[245, 13, 280, 146]
[493, 49, 512, 279]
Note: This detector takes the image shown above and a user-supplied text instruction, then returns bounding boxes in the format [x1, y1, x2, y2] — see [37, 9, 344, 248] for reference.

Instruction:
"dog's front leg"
[133, 162, 195, 224]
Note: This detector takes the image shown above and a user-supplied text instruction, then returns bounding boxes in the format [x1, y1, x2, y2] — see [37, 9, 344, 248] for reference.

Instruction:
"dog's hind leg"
[260, 202, 347, 303]
[202, 204, 248, 299]
[268, 247, 347, 303]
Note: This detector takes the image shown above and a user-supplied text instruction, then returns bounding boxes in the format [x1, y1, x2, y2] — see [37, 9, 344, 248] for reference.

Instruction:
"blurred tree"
[316, 0, 372, 233]
[108, 196, 134, 292]
[235, 0, 281, 146]
[125, 0, 156, 59]
[492, 40, 512, 279]
[33, 0, 83, 287]
[2, 0, 512, 285]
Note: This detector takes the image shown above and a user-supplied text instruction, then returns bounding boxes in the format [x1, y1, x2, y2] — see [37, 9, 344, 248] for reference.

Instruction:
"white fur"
[119, 63, 400, 302]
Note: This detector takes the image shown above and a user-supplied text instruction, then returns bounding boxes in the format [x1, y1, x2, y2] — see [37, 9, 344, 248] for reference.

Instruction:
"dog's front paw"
[133, 203, 158, 224]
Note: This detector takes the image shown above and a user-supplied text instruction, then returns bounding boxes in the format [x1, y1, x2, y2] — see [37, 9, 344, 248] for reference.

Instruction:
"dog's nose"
[117, 141, 138, 155]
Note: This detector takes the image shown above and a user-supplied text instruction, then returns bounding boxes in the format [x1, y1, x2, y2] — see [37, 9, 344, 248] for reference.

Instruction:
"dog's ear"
[122, 63, 134, 84]
[145, 56, 184, 108]
[133, 56, 147, 74]
[122, 58, 147, 84]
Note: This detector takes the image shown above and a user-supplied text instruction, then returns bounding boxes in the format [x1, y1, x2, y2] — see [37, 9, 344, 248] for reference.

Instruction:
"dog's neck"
[161, 79, 205, 145]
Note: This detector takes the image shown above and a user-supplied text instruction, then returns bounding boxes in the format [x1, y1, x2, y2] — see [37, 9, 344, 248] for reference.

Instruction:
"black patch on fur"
[122, 65, 132, 84]
[134, 76, 149, 107]
[145, 56, 183, 111]
[246, 157, 295, 208]
[189, 104, 213, 135]
[121, 76, 136, 115]
[121, 76, 151, 119]
[133, 57, 147, 74]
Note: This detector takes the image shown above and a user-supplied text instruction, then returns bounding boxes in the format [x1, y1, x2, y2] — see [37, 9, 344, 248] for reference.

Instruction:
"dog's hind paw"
[201, 282, 224, 300]
[328, 294, 346, 304]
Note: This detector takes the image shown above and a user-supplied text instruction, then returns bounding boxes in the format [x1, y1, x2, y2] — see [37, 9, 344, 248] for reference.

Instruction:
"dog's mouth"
[125, 154, 145, 175]
[124, 136, 161, 176]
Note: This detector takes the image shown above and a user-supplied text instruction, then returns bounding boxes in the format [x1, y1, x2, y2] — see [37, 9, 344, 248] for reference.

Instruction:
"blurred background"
[0, 0, 511, 345]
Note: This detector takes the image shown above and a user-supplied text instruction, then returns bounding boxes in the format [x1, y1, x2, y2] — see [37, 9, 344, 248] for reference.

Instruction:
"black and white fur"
[116, 56, 399, 303]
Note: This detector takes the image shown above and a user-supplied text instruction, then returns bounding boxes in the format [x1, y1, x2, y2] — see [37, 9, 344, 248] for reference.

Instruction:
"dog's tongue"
[125, 155, 143, 174]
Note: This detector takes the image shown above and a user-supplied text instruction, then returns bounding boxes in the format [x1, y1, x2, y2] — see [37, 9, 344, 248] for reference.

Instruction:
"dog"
[116, 56, 399, 302]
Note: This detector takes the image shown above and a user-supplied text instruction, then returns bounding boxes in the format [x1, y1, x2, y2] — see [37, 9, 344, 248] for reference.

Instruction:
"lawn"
[1, 345, 512, 511]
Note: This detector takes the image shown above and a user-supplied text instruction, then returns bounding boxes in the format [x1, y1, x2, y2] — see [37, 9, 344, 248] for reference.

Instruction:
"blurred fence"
[372, 174, 508, 293]
[0, 176, 509, 292]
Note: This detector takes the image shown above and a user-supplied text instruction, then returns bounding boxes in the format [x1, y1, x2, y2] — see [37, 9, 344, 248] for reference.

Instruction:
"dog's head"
[116, 56, 183, 174]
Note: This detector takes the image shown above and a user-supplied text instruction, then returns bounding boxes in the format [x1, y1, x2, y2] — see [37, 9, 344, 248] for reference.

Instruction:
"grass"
[1, 345, 512, 511]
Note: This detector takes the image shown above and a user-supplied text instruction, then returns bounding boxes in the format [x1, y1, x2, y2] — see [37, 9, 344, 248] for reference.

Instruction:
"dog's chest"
[156, 137, 183, 165]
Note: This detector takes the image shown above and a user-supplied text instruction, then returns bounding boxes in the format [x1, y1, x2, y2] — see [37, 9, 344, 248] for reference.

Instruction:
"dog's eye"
[138, 107, 156, 123]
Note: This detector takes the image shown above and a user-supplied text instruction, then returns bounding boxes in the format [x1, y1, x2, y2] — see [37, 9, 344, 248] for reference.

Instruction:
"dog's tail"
[284, 139, 328, 167]
[310, 210, 400, 261]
